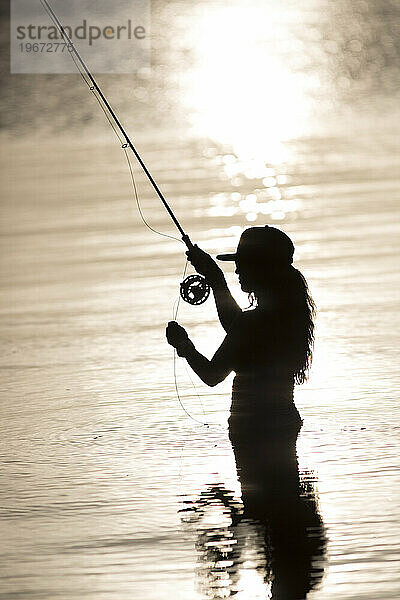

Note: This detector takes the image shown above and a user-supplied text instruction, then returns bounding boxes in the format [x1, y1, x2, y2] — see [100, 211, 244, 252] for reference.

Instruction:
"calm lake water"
[1, 1, 400, 598]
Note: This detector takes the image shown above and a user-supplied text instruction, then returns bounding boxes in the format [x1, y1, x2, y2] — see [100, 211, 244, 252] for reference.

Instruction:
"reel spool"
[180, 274, 210, 305]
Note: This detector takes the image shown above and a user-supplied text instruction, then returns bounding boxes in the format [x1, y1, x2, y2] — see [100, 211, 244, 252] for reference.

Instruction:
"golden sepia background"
[1, 1, 399, 599]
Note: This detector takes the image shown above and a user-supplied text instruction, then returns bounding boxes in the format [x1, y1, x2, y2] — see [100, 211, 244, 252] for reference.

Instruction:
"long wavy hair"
[247, 264, 316, 384]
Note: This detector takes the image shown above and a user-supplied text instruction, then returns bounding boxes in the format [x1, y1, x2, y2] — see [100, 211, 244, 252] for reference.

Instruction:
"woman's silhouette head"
[217, 226, 315, 384]
[217, 225, 294, 293]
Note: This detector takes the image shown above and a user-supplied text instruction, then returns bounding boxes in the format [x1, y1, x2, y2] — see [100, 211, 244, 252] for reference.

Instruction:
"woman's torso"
[228, 308, 302, 435]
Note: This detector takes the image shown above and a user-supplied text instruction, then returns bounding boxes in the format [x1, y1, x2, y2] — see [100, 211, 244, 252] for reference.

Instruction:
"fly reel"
[180, 274, 210, 305]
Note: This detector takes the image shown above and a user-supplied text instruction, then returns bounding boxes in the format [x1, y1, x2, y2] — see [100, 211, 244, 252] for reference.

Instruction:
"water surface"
[1, 1, 400, 598]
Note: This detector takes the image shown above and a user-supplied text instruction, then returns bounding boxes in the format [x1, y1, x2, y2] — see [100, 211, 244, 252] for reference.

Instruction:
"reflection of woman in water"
[180, 472, 326, 598]
[168, 226, 324, 598]
[166, 225, 315, 438]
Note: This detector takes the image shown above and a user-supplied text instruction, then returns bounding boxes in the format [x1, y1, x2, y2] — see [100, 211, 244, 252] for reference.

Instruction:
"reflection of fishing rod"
[40, 0, 210, 306]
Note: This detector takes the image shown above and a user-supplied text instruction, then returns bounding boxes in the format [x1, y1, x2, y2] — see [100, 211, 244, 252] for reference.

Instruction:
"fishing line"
[40, 0, 195, 242]
[40, 0, 217, 427]
[90, 80, 210, 425]
[172, 261, 188, 321]
[173, 351, 210, 427]
[41, 0, 181, 243]
[120, 124, 211, 425]
[41, 0, 211, 306]
[123, 147, 182, 243]
[183, 363, 206, 418]
[173, 259, 207, 419]
[100, 99, 210, 424]
[171, 260, 210, 427]
[112, 118, 209, 424]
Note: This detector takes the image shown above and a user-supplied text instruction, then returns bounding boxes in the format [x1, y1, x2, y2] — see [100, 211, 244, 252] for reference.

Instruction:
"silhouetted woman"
[166, 225, 315, 439]
[167, 226, 325, 597]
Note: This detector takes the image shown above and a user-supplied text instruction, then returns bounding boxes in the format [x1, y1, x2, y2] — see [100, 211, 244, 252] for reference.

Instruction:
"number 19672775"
[19, 42, 72, 52]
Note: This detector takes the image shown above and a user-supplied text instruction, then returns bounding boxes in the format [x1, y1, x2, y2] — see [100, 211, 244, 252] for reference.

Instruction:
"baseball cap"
[216, 226, 294, 265]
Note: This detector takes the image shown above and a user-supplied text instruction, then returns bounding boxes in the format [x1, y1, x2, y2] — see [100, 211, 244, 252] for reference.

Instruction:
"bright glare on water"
[0, 0, 400, 599]
[182, 1, 315, 164]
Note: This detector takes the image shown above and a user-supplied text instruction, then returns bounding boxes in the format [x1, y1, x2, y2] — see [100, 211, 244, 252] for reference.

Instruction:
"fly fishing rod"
[40, 0, 210, 306]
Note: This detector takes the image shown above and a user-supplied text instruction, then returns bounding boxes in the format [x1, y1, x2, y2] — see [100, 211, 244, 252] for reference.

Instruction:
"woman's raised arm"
[186, 245, 241, 332]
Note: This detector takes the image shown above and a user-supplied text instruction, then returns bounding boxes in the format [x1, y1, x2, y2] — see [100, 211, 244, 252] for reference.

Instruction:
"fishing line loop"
[40, 0, 217, 427]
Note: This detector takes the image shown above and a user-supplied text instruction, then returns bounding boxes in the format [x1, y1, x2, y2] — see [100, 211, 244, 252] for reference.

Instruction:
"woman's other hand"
[166, 321, 193, 357]
[186, 245, 223, 286]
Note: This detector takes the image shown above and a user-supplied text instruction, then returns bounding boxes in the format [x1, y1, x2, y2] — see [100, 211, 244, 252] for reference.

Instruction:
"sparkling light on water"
[1, 0, 400, 598]
[182, 2, 317, 165]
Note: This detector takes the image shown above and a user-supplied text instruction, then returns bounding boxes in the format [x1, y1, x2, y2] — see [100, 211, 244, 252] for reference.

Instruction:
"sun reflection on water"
[177, 1, 320, 226]
[183, 2, 317, 167]
[206, 188, 300, 224]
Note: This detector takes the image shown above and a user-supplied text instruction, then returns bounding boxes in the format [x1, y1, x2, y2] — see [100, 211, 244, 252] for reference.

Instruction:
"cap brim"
[216, 253, 237, 261]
